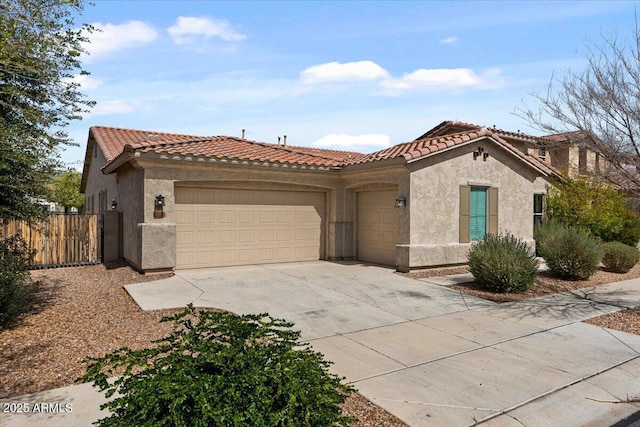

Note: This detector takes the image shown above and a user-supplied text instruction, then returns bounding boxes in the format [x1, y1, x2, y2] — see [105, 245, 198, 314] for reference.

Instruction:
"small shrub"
[80, 305, 354, 427]
[467, 232, 539, 293]
[0, 235, 38, 330]
[538, 226, 603, 280]
[602, 241, 640, 273]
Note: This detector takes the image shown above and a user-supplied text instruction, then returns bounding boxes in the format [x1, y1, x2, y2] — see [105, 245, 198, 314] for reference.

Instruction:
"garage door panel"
[358, 190, 398, 266]
[175, 188, 324, 269]
[177, 231, 194, 245]
[176, 211, 194, 224]
[197, 231, 214, 244]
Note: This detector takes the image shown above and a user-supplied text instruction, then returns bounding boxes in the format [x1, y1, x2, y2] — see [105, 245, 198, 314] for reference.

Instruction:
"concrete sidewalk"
[2, 262, 640, 427]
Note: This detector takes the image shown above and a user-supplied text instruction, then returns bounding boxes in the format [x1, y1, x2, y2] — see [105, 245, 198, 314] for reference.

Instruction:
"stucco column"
[395, 174, 411, 272]
[138, 177, 176, 271]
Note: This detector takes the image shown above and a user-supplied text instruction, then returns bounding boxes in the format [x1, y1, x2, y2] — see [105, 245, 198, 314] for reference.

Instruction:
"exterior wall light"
[154, 194, 165, 219]
[155, 194, 165, 209]
[111, 199, 117, 210]
[394, 197, 407, 208]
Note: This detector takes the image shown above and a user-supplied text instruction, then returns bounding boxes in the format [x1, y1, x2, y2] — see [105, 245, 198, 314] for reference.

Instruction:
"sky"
[61, 0, 637, 169]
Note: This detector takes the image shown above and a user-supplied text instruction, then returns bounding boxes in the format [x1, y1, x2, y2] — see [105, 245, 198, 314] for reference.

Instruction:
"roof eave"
[102, 148, 137, 174]
[135, 150, 340, 171]
[405, 136, 554, 177]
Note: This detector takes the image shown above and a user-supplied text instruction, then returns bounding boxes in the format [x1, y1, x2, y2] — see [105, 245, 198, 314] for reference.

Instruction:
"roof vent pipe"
[283, 135, 287, 146]
[241, 129, 245, 139]
[278, 136, 281, 144]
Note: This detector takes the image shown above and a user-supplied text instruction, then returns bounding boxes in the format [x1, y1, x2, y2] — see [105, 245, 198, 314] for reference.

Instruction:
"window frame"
[533, 193, 544, 227]
[459, 185, 498, 243]
[470, 186, 488, 241]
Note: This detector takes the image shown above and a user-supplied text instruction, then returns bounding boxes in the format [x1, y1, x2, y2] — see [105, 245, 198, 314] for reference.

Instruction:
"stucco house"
[80, 122, 558, 273]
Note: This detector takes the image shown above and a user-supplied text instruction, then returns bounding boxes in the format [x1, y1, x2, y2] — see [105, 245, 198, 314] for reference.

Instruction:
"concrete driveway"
[123, 261, 640, 426]
[127, 261, 492, 340]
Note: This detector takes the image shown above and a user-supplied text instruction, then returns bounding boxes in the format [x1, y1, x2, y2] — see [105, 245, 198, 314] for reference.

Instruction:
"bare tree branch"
[517, 25, 640, 194]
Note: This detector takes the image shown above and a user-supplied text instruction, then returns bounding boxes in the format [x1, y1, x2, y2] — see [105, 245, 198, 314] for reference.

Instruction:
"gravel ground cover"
[405, 263, 640, 335]
[0, 262, 406, 426]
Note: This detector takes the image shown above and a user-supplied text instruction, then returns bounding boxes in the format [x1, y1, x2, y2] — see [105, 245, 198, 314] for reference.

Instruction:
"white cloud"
[380, 67, 503, 94]
[64, 74, 102, 90]
[440, 36, 458, 44]
[301, 61, 389, 84]
[312, 133, 391, 152]
[168, 16, 246, 45]
[91, 100, 135, 115]
[84, 21, 158, 59]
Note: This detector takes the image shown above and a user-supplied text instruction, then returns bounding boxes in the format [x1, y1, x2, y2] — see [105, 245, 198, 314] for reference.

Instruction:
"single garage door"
[357, 190, 398, 266]
[175, 187, 325, 269]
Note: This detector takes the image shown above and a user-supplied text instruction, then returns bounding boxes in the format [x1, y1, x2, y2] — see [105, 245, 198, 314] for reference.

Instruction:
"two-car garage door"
[175, 187, 325, 269]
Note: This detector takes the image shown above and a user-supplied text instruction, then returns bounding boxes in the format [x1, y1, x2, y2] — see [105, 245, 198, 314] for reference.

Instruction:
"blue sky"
[63, 0, 635, 168]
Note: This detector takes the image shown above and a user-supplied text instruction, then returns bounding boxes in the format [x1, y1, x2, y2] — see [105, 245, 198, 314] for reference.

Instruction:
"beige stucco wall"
[83, 145, 117, 214]
[403, 140, 549, 270]
[116, 165, 144, 268]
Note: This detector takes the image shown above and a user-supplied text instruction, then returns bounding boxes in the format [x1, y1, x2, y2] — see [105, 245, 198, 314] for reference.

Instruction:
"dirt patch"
[0, 262, 407, 426]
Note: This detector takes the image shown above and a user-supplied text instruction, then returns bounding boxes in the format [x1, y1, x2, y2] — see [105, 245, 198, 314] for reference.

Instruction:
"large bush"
[533, 220, 566, 256]
[467, 232, 539, 293]
[546, 177, 640, 246]
[80, 305, 353, 427]
[0, 235, 38, 330]
[602, 241, 640, 273]
[538, 226, 603, 280]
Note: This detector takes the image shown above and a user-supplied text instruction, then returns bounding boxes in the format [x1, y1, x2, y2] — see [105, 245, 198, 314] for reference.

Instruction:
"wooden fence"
[2, 214, 101, 268]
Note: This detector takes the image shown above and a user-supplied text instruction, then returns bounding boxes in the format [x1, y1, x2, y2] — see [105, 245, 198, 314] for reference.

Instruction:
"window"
[470, 187, 487, 241]
[578, 147, 587, 174]
[534, 194, 544, 227]
[538, 147, 546, 161]
[459, 185, 498, 243]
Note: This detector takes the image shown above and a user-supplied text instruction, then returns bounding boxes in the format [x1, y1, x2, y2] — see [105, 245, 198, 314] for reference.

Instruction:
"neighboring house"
[416, 120, 607, 177]
[80, 123, 558, 273]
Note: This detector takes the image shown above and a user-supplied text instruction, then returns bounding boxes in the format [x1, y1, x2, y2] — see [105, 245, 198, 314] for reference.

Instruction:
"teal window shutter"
[470, 187, 487, 241]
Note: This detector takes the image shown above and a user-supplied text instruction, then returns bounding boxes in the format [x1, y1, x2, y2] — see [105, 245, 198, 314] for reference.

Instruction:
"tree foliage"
[518, 25, 640, 193]
[0, 0, 93, 222]
[47, 170, 84, 212]
[546, 177, 640, 246]
[80, 305, 354, 427]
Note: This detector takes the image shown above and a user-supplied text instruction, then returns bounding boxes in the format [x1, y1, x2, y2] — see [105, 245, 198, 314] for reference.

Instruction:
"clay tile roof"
[346, 128, 560, 176]
[87, 125, 559, 179]
[415, 120, 544, 144]
[90, 126, 364, 170]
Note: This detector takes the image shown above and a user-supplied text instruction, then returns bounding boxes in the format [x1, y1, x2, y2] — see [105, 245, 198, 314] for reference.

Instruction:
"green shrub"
[534, 220, 566, 255]
[546, 177, 640, 246]
[0, 235, 38, 330]
[614, 209, 640, 247]
[602, 241, 640, 273]
[538, 226, 603, 280]
[467, 232, 539, 293]
[80, 305, 353, 427]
